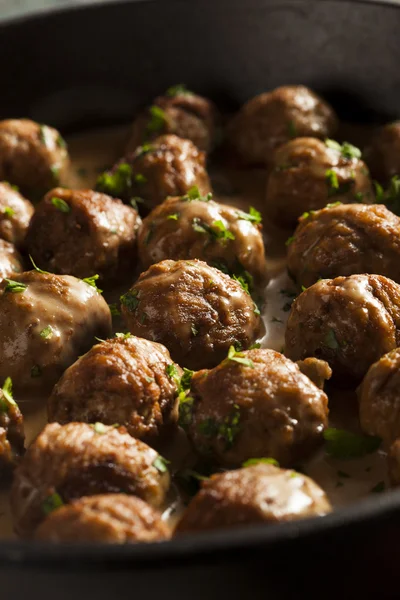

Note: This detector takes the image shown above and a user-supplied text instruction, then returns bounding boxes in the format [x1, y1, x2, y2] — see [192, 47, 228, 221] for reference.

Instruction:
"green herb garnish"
[134, 173, 147, 184]
[82, 274, 102, 294]
[325, 139, 361, 159]
[120, 289, 140, 312]
[115, 332, 132, 339]
[326, 169, 339, 195]
[243, 457, 279, 467]
[4, 279, 27, 294]
[237, 206, 262, 224]
[324, 428, 381, 459]
[153, 455, 170, 473]
[285, 236, 294, 247]
[56, 134, 67, 149]
[42, 492, 64, 515]
[288, 120, 297, 137]
[226, 346, 254, 368]
[167, 213, 179, 221]
[323, 328, 340, 350]
[166, 83, 192, 97]
[0, 377, 16, 411]
[29, 255, 49, 274]
[51, 196, 70, 213]
[3, 206, 14, 218]
[108, 303, 120, 317]
[146, 105, 167, 135]
[96, 163, 132, 198]
[40, 325, 53, 339]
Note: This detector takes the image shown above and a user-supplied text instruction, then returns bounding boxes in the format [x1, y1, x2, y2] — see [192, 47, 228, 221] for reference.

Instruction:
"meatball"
[11, 422, 170, 537]
[121, 259, 262, 370]
[357, 348, 400, 448]
[296, 357, 332, 390]
[363, 122, 400, 184]
[0, 270, 111, 395]
[26, 188, 141, 283]
[35, 494, 170, 544]
[126, 87, 219, 153]
[185, 348, 328, 468]
[0, 239, 24, 281]
[0, 119, 69, 197]
[287, 203, 400, 289]
[285, 274, 400, 383]
[48, 336, 181, 445]
[137, 193, 267, 284]
[97, 134, 211, 213]
[175, 463, 331, 534]
[265, 138, 373, 226]
[0, 182, 34, 247]
[0, 378, 24, 476]
[227, 85, 337, 165]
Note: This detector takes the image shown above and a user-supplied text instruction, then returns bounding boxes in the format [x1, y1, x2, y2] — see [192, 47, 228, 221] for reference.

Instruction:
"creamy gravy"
[0, 124, 388, 539]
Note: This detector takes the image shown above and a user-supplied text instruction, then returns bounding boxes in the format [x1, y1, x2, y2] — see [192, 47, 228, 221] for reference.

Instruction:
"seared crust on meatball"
[11, 422, 170, 537]
[138, 194, 267, 284]
[358, 348, 400, 448]
[0, 182, 34, 247]
[35, 494, 170, 543]
[0, 271, 111, 395]
[0, 239, 24, 281]
[121, 259, 262, 370]
[285, 274, 400, 383]
[48, 336, 181, 444]
[0, 380, 24, 476]
[363, 122, 400, 184]
[186, 348, 328, 468]
[97, 134, 211, 213]
[26, 188, 141, 282]
[288, 204, 400, 289]
[296, 358, 332, 390]
[175, 464, 331, 534]
[127, 90, 219, 153]
[227, 85, 337, 165]
[0, 119, 69, 196]
[265, 138, 373, 226]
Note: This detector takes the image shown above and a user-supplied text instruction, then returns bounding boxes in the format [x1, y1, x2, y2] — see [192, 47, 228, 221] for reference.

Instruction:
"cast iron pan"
[1, 0, 400, 597]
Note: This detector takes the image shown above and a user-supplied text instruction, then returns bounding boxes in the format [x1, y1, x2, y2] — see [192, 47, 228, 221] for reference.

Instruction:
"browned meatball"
[0, 378, 24, 476]
[227, 85, 337, 165]
[0, 182, 34, 247]
[363, 122, 400, 184]
[26, 188, 141, 283]
[96, 134, 211, 213]
[0, 270, 111, 395]
[287, 204, 400, 289]
[126, 87, 219, 153]
[296, 357, 332, 390]
[175, 463, 331, 534]
[48, 336, 181, 445]
[35, 494, 170, 544]
[285, 274, 400, 383]
[11, 422, 170, 537]
[137, 194, 267, 284]
[0, 239, 24, 281]
[0, 119, 69, 197]
[185, 348, 328, 468]
[121, 259, 262, 370]
[265, 138, 373, 226]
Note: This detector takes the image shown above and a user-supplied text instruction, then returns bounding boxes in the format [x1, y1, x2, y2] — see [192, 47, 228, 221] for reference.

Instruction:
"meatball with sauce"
[137, 193, 267, 284]
[26, 188, 141, 283]
[0, 239, 24, 281]
[97, 134, 211, 213]
[11, 422, 170, 537]
[285, 274, 400, 383]
[175, 463, 331, 534]
[0, 378, 24, 476]
[0, 182, 34, 248]
[185, 348, 328, 468]
[48, 335, 182, 445]
[126, 86, 219, 154]
[0, 119, 69, 197]
[363, 121, 400, 184]
[265, 138, 373, 227]
[0, 270, 111, 395]
[227, 85, 337, 165]
[120, 259, 262, 370]
[35, 494, 170, 544]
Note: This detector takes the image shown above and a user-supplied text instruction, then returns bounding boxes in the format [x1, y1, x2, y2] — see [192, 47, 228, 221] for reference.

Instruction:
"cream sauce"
[0, 124, 388, 539]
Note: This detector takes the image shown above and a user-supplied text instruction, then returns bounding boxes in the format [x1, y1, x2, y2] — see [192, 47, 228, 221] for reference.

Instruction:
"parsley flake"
[326, 169, 339, 196]
[4, 279, 27, 294]
[29, 255, 49, 274]
[323, 328, 340, 350]
[40, 325, 53, 339]
[167, 213, 179, 221]
[288, 120, 297, 137]
[134, 173, 147, 184]
[115, 332, 132, 339]
[42, 492, 64, 515]
[51, 196, 70, 213]
[146, 105, 167, 135]
[92, 422, 109, 434]
[153, 455, 170, 473]
[285, 236, 294, 247]
[191, 323, 199, 336]
[325, 139, 361, 159]
[166, 83, 192, 97]
[3, 206, 14, 218]
[227, 346, 254, 368]
[0, 377, 16, 411]
[97, 163, 132, 198]
[108, 303, 120, 317]
[120, 289, 140, 312]
[237, 206, 262, 224]
[82, 274, 102, 294]
[243, 457, 279, 468]
[324, 428, 381, 459]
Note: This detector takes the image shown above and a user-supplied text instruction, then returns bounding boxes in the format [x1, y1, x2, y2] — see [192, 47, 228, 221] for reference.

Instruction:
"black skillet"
[1, 0, 400, 597]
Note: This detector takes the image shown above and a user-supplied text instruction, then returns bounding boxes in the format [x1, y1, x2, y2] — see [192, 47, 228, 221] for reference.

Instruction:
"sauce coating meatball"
[185, 348, 328, 468]
[0, 239, 24, 281]
[227, 85, 337, 165]
[285, 274, 400, 383]
[0, 379, 24, 476]
[48, 336, 181, 444]
[287, 204, 400, 289]
[138, 194, 267, 284]
[175, 463, 331, 534]
[35, 494, 170, 544]
[26, 188, 141, 283]
[121, 259, 262, 370]
[363, 122, 400, 184]
[0, 182, 34, 247]
[11, 422, 170, 537]
[97, 134, 211, 213]
[0, 271, 112, 395]
[265, 138, 373, 226]
[126, 88, 219, 153]
[0, 119, 69, 196]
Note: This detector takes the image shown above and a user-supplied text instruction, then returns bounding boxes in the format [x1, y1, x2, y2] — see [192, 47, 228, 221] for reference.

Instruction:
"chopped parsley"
[326, 201, 342, 209]
[92, 422, 108, 434]
[178, 391, 194, 429]
[384, 175, 400, 215]
[300, 210, 315, 220]
[39, 124, 50, 147]
[325, 139, 361, 159]
[374, 180, 385, 202]
[191, 323, 199, 336]
[326, 169, 339, 196]
[226, 345, 254, 368]
[51, 196, 70, 213]
[249, 342, 261, 349]
[288, 120, 297, 137]
[167, 213, 179, 221]
[237, 206, 262, 224]
[212, 220, 235, 240]
[192, 217, 234, 242]
[233, 274, 250, 295]
[243, 457, 279, 468]
[40, 325, 53, 339]
[166, 363, 181, 386]
[371, 481, 385, 493]
[130, 197, 145, 211]
[115, 332, 132, 339]
[146, 105, 167, 135]
[324, 428, 381, 459]
[29, 255, 49, 274]
[153, 455, 170, 473]
[31, 365, 42, 378]
[4, 279, 27, 294]
[199, 404, 241, 450]
[134, 173, 147, 184]
[42, 492, 64, 515]
[323, 328, 339, 350]
[108, 303, 120, 317]
[354, 192, 364, 202]
[82, 274, 102, 294]
[166, 83, 192, 97]
[180, 368, 194, 390]
[285, 236, 294, 247]
[3, 206, 14, 218]
[183, 186, 212, 202]
[96, 163, 132, 198]
[0, 377, 16, 412]
[120, 289, 140, 312]
[56, 134, 67, 149]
